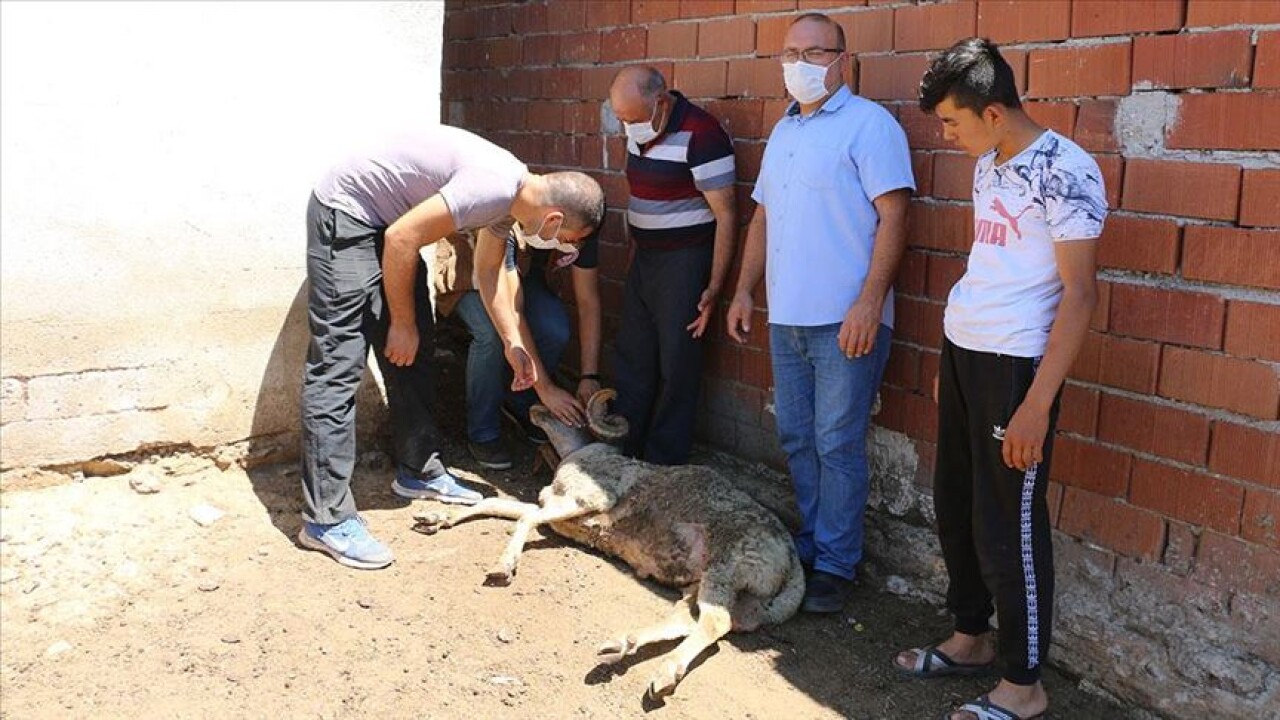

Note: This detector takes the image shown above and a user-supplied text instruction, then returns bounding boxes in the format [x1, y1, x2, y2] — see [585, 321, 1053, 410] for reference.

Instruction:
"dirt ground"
[0, 352, 1142, 719]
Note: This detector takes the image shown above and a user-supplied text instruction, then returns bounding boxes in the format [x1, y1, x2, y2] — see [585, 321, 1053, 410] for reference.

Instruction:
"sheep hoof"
[647, 660, 685, 699]
[596, 637, 631, 664]
[485, 566, 515, 586]
[411, 511, 450, 534]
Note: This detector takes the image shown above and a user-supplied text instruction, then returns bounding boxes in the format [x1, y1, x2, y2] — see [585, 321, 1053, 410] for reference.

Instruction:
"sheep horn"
[586, 388, 628, 441]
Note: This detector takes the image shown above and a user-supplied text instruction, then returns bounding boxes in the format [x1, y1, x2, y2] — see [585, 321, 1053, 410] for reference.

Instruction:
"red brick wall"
[443, 3, 1279, 708]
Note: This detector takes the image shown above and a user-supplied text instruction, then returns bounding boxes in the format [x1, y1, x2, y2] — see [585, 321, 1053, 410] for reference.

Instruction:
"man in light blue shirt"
[726, 12, 913, 614]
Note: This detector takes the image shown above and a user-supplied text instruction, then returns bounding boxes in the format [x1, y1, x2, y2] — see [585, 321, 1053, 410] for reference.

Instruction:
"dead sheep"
[413, 390, 805, 699]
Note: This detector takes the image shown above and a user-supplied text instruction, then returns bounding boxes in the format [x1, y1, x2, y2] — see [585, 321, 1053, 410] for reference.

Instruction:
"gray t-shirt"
[313, 125, 527, 232]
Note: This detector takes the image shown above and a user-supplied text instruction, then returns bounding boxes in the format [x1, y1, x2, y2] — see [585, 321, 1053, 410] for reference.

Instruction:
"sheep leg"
[597, 587, 698, 664]
[487, 498, 592, 585]
[647, 584, 736, 699]
[412, 498, 540, 535]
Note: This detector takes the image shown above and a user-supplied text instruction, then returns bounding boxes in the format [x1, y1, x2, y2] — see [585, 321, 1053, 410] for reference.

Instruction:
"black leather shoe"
[802, 570, 855, 614]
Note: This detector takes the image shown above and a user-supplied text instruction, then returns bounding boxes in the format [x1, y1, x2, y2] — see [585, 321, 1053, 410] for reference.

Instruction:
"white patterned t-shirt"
[944, 131, 1107, 357]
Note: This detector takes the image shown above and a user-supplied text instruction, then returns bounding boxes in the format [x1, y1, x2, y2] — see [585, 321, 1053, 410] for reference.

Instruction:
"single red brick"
[511, 2, 549, 34]
[896, 249, 928, 297]
[699, 16, 755, 57]
[1210, 421, 1280, 490]
[741, 0, 800, 11]
[925, 254, 967, 301]
[755, 15, 791, 56]
[727, 58, 785, 98]
[1098, 335, 1162, 394]
[1050, 436, 1132, 497]
[1075, 99, 1119, 152]
[1091, 280, 1112, 332]
[1096, 153, 1123, 208]
[1059, 383, 1100, 438]
[525, 101, 564, 133]
[704, 99, 764, 140]
[1242, 489, 1280, 550]
[648, 22, 699, 59]
[897, 105, 951, 151]
[1225, 301, 1280, 363]
[894, 296, 946, 349]
[1121, 159, 1241, 222]
[1071, 0, 1184, 36]
[1130, 458, 1245, 534]
[1256, 31, 1280, 90]
[876, 385, 910, 436]
[680, 0, 735, 18]
[1098, 393, 1213, 466]
[1059, 487, 1166, 561]
[1183, 226, 1280, 291]
[832, 8, 895, 54]
[1097, 214, 1181, 274]
[1028, 42, 1132, 99]
[544, 1, 585, 32]
[799, 0, 863, 8]
[1186, 0, 1280, 26]
[1109, 284, 1225, 349]
[859, 53, 932, 101]
[523, 34, 560, 66]
[902, 388, 940, 443]
[1167, 93, 1280, 151]
[602, 27, 647, 64]
[1068, 331, 1103, 384]
[1047, 481, 1065, 526]
[1133, 31, 1253, 90]
[1024, 101, 1077, 139]
[907, 202, 974, 253]
[1240, 169, 1280, 228]
[912, 152, 934, 198]
[542, 68, 584, 100]
[673, 60, 728, 98]
[1193, 531, 1280, 596]
[976, 0, 1070, 43]
[884, 343, 921, 391]
[586, 0, 630, 28]
[894, 1, 977, 52]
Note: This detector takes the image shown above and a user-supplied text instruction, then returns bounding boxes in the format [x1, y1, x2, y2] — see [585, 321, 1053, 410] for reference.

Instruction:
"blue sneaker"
[297, 515, 394, 570]
[392, 467, 482, 505]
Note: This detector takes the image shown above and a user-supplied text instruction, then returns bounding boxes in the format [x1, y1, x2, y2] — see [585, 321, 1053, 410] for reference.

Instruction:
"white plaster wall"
[0, 1, 444, 469]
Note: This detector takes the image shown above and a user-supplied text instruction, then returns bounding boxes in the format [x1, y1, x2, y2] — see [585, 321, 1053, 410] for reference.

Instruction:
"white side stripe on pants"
[1020, 462, 1041, 668]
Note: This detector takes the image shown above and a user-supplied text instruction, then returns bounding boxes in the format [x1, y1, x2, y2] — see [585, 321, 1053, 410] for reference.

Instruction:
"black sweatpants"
[612, 242, 713, 466]
[934, 338, 1060, 686]
[300, 194, 443, 525]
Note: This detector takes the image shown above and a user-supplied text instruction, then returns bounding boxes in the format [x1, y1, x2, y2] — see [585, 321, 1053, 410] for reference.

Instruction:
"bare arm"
[837, 188, 910, 358]
[474, 227, 537, 391]
[726, 204, 766, 344]
[1002, 239, 1099, 471]
[687, 186, 737, 338]
[570, 266, 603, 404]
[382, 194, 456, 366]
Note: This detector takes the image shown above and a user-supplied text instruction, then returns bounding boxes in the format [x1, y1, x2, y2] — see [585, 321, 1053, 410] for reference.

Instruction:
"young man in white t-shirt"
[893, 39, 1106, 720]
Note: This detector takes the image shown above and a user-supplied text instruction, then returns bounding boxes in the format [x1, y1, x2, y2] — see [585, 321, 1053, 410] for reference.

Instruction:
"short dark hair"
[919, 37, 1021, 114]
[544, 171, 605, 231]
[790, 12, 846, 50]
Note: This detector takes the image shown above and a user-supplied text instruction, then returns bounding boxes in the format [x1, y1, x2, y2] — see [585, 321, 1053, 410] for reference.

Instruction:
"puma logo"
[990, 197, 1033, 241]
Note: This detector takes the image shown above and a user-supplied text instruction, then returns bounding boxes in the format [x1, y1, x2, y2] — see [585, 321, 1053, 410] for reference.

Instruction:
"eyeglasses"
[779, 47, 844, 64]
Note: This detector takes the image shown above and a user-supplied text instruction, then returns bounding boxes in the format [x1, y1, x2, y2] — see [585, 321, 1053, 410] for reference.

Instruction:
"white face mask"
[623, 99, 661, 146]
[513, 216, 575, 254]
[783, 56, 839, 104]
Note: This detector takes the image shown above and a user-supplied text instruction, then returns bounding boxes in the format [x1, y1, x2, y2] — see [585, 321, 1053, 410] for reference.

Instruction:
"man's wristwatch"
[580, 373, 601, 382]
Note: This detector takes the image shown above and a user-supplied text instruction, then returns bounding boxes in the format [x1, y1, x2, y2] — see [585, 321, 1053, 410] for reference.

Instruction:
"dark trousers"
[934, 338, 1060, 686]
[612, 243, 713, 465]
[300, 194, 442, 525]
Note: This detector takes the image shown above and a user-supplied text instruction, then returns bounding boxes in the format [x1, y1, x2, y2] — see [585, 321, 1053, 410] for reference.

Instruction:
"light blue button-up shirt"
[752, 86, 915, 327]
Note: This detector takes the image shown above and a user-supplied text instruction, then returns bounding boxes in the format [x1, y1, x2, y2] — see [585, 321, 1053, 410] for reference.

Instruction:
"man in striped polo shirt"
[608, 66, 738, 465]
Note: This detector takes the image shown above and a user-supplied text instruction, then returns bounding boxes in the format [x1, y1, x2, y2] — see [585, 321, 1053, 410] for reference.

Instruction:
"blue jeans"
[769, 322, 892, 580]
[452, 274, 571, 443]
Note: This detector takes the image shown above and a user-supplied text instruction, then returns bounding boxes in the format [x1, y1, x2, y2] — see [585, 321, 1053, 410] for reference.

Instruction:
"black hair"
[919, 37, 1021, 114]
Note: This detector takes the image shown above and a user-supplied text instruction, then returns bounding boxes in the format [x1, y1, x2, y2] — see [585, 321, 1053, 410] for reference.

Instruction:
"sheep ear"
[586, 389, 628, 441]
